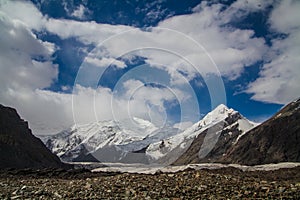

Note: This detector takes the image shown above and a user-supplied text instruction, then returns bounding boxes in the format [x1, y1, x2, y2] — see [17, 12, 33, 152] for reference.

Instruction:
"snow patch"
[91, 162, 300, 174]
[235, 119, 258, 143]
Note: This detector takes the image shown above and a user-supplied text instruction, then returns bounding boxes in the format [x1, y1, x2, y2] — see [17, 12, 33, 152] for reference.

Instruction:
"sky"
[0, 0, 299, 135]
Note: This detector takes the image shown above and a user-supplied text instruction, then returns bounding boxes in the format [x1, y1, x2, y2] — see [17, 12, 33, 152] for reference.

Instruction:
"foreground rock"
[0, 104, 69, 169]
[0, 167, 299, 199]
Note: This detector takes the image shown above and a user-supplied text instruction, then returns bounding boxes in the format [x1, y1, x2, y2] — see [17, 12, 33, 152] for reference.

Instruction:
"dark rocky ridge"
[172, 98, 300, 166]
[220, 98, 300, 165]
[0, 104, 69, 169]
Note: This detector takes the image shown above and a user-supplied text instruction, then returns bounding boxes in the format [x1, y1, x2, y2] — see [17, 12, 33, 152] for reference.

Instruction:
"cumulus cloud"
[0, 5, 59, 134]
[44, 1, 267, 82]
[2, 89, 73, 134]
[156, 2, 268, 80]
[45, 18, 131, 44]
[122, 79, 177, 108]
[85, 56, 126, 69]
[61, 0, 92, 20]
[71, 4, 90, 20]
[1, 0, 269, 82]
[246, 0, 300, 104]
[3, 0, 266, 82]
[219, 0, 274, 23]
[0, 0, 45, 30]
[0, 7, 190, 133]
[73, 80, 186, 132]
[0, 11, 57, 94]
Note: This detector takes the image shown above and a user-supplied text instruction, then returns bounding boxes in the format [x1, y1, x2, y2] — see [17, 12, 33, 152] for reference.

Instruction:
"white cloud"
[268, 0, 300, 34]
[220, 0, 274, 23]
[73, 81, 185, 132]
[1, 81, 182, 134]
[246, 0, 300, 104]
[0, 0, 45, 30]
[85, 56, 126, 68]
[45, 18, 131, 44]
[58, 1, 265, 84]
[71, 4, 89, 19]
[0, 12, 57, 91]
[3, 89, 73, 134]
[0, 1, 129, 44]
[156, 3, 268, 80]
[61, 85, 70, 91]
[1, 0, 268, 81]
[2, 0, 265, 83]
[122, 79, 176, 108]
[0, 2, 58, 134]
[62, 0, 92, 20]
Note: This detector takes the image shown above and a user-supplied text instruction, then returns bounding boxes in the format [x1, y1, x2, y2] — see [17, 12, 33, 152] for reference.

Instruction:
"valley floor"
[0, 165, 300, 199]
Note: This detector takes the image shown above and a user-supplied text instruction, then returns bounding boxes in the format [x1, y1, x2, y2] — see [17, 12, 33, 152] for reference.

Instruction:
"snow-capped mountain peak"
[146, 105, 256, 164]
[192, 104, 238, 131]
[212, 103, 229, 112]
[204, 104, 235, 120]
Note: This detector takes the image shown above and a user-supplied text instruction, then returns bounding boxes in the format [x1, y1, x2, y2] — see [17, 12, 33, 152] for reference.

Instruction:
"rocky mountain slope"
[219, 98, 300, 165]
[0, 104, 68, 169]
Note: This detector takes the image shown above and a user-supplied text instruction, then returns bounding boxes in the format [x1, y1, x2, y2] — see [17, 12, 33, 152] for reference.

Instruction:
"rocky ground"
[0, 167, 300, 199]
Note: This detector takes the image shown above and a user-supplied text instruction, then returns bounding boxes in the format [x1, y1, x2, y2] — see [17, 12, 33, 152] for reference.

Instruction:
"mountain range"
[43, 98, 300, 166]
[42, 118, 181, 164]
[43, 104, 257, 165]
[1, 98, 299, 169]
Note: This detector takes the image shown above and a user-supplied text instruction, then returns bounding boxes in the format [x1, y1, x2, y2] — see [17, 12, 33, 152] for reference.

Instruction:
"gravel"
[0, 167, 299, 199]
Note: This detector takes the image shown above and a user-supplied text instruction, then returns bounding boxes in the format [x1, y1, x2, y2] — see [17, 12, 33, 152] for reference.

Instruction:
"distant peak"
[210, 104, 233, 115]
[214, 104, 229, 110]
[202, 104, 236, 122]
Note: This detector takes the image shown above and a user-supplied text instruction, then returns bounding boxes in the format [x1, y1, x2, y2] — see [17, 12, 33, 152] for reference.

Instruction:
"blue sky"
[0, 0, 299, 134]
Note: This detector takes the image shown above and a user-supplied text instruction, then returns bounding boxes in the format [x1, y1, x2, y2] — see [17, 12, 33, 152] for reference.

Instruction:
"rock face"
[0, 104, 68, 169]
[220, 98, 300, 165]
